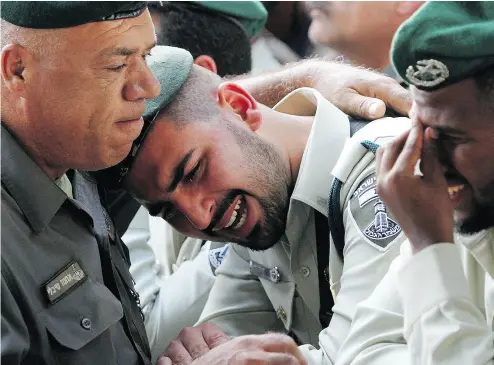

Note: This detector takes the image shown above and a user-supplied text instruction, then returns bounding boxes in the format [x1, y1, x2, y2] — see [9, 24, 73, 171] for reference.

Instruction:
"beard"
[456, 181, 494, 234]
[226, 120, 292, 251]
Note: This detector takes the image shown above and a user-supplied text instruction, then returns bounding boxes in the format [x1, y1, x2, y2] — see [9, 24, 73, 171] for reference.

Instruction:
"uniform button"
[276, 306, 287, 322]
[300, 267, 311, 277]
[81, 317, 92, 330]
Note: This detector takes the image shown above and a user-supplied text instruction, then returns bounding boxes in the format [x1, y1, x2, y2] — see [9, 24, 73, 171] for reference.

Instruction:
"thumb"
[334, 90, 386, 120]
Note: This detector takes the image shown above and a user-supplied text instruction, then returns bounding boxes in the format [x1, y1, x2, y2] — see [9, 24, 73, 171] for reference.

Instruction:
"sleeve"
[301, 169, 407, 365]
[124, 208, 217, 362]
[197, 244, 283, 336]
[335, 255, 409, 365]
[1, 273, 30, 364]
[398, 243, 494, 365]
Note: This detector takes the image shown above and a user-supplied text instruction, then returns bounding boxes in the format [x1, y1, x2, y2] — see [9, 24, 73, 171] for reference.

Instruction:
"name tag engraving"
[44, 261, 87, 305]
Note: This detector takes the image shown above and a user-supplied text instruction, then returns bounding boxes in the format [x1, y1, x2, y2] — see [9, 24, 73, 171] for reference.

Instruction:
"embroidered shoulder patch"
[348, 173, 402, 249]
[209, 244, 230, 275]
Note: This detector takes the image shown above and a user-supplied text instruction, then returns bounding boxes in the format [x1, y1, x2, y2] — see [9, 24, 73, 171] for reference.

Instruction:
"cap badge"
[406, 59, 449, 88]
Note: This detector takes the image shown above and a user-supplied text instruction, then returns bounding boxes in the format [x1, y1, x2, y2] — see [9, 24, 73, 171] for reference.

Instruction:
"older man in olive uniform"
[336, 3, 494, 365]
[0, 3, 162, 364]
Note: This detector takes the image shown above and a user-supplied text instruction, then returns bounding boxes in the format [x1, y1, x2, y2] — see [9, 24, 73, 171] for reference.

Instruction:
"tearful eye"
[184, 161, 201, 184]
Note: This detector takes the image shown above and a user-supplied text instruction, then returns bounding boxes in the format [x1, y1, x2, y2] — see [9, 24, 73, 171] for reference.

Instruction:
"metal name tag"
[44, 261, 87, 305]
[249, 260, 281, 283]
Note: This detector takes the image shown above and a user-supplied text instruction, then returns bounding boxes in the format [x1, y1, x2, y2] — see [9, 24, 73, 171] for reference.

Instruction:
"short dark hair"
[149, 2, 252, 77]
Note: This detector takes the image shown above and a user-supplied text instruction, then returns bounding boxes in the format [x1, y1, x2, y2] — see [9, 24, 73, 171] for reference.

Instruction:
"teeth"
[233, 213, 247, 230]
[225, 211, 237, 228]
[448, 185, 465, 195]
[235, 197, 241, 211]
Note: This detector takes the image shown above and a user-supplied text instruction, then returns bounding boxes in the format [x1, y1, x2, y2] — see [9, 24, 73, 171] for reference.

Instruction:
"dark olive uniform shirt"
[1, 126, 152, 365]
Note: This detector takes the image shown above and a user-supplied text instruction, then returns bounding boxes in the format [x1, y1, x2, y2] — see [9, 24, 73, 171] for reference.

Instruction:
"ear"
[1, 43, 30, 97]
[396, 1, 423, 16]
[217, 82, 262, 132]
[194, 55, 218, 74]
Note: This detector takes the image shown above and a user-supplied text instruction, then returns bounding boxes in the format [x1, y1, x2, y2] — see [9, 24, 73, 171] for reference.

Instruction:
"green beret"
[391, 2, 494, 90]
[190, 1, 267, 39]
[1, 1, 146, 29]
[143, 46, 194, 120]
[97, 46, 193, 187]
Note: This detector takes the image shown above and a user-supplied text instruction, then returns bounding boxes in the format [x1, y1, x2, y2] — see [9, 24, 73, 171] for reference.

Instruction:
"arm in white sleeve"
[398, 243, 494, 365]
[335, 255, 408, 365]
[299, 205, 406, 365]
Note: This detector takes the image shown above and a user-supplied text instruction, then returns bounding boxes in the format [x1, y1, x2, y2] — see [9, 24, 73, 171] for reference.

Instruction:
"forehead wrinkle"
[64, 12, 154, 55]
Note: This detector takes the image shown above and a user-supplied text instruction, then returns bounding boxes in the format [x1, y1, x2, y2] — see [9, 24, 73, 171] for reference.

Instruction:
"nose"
[123, 59, 160, 102]
[175, 193, 216, 231]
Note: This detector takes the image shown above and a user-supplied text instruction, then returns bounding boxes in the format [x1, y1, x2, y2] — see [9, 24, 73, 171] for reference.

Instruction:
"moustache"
[204, 189, 245, 234]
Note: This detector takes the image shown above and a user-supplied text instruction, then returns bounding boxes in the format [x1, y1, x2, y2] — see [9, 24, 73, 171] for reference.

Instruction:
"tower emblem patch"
[348, 173, 402, 250]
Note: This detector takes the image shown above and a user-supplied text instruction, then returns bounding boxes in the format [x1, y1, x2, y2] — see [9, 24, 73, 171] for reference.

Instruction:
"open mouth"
[212, 195, 248, 232]
[448, 184, 465, 198]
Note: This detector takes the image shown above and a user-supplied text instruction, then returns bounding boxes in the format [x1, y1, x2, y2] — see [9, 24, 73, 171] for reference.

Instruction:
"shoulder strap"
[314, 210, 334, 328]
[327, 140, 381, 263]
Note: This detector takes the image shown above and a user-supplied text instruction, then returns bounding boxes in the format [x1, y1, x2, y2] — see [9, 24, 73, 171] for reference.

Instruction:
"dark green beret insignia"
[1, 1, 147, 29]
[391, 1, 494, 90]
[405, 59, 450, 89]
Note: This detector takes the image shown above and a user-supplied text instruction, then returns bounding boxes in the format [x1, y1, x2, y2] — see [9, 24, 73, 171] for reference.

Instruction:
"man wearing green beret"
[1, 2, 413, 365]
[123, 3, 268, 355]
[106, 43, 412, 365]
[336, 3, 494, 365]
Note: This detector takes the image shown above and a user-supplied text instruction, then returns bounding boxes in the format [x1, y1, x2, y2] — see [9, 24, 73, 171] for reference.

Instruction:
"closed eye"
[184, 161, 201, 184]
[107, 64, 127, 72]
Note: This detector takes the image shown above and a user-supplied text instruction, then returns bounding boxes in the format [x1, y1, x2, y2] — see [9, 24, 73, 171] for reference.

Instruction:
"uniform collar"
[456, 228, 494, 278]
[1, 125, 68, 234]
[273, 88, 350, 216]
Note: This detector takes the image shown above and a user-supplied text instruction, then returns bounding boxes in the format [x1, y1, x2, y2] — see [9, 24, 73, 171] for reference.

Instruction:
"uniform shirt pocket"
[39, 277, 123, 350]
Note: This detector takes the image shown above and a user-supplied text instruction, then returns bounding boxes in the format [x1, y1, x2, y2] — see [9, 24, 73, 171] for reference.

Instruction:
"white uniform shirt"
[123, 208, 224, 362]
[336, 229, 494, 365]
[198, 88, 411, 364]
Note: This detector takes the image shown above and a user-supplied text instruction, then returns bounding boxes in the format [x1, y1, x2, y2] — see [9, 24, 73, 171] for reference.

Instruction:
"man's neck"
[344, 44, 391, 72]
[256, 105, 313, 184]
[3, 122, 68, 180]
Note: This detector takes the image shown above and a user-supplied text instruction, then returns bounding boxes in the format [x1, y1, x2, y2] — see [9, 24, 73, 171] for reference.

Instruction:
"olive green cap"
[143, 46, 194, 120]
[391, 1, 494, 90]
[0, 1, 147, 29]
[97, 45, 193, 187]
[191, 1, 267, 39]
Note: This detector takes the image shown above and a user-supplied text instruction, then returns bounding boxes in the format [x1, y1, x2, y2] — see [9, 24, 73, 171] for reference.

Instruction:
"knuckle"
[179, 326, 195, 338]
[188, 344, 209, 359]
[165, 339, 181, 354]
[228, 351, 249, 365]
